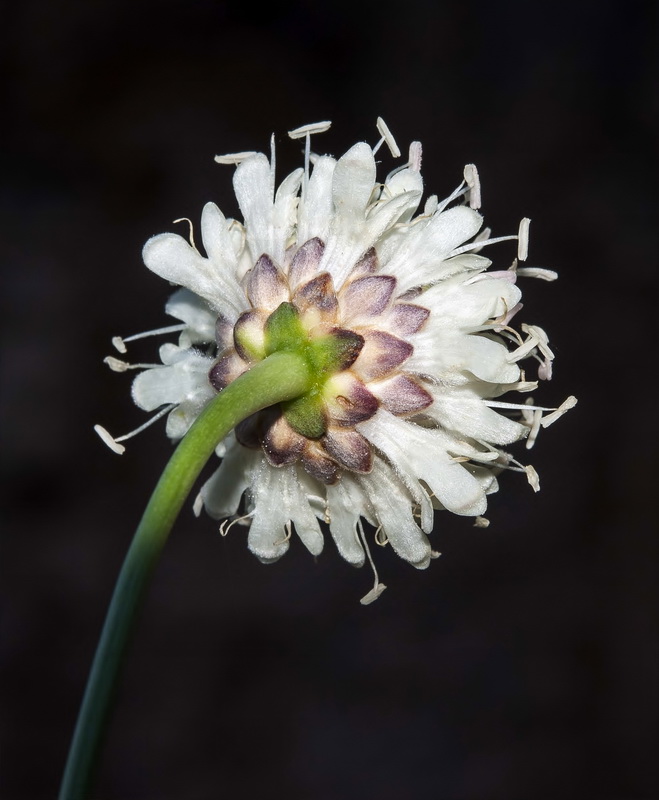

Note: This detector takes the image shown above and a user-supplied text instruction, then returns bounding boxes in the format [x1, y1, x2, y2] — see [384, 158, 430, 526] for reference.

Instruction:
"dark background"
[1, 1, 656, 798]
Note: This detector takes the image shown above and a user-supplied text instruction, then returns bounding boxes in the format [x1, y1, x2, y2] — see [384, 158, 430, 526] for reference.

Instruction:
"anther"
[516, 266, 558, 281]
[93, 404, 176, 454]
[463, 164, 481, 209]
[517, 218, 531, 261]
[357, 520, 387, 605]
[374, 117, 401, 158]
[287, 121, 332, 139]
[214, 151, 258, 165]
[111, 324, 187, 352]
[408, 141, 423, 172]
[93, 425, 126, 455]
[540, 396, 577, 428]
[103, 356, 160, 372]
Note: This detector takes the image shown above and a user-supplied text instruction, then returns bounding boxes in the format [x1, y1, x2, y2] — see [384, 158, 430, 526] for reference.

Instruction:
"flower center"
[208, 238, 430, 484]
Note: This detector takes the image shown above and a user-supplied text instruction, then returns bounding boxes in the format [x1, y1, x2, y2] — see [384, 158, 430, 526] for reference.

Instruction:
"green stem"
[59, 351, 313, 800]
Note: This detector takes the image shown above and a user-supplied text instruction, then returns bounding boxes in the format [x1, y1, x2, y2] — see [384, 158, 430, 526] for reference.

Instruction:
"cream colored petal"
[201, 438, 256, 519]
[143, 233, 246, 317]
[233, 153, 275, 262]
[427, 391, 528, 445]
[358, 410, 487, 517]
[131, 351, 214, 411]
[358, 458, 431, 568]
[325, 478, 367, 566]
[297, 155, 336, 244]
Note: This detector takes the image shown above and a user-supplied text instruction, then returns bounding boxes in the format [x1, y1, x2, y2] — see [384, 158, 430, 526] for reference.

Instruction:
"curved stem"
[59, 351, 312, 800]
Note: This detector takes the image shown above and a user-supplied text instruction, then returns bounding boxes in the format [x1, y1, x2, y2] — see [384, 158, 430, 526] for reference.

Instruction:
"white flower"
[96, 119, 576, 603]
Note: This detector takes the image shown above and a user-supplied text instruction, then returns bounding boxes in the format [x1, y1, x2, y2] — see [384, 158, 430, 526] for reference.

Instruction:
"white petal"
[131, 351, 214, 412]
[319, 142, 376, 287]
[384, 206, 484, 291]
[427, 391, 528, 445]
[201, 437, 256, 519]
[297, 155, 336, 244]
[420, 275, 522, 330]
[143, 233, 246, 317]
[165, 288, 218, 343]
[385, 166, 424, 201]
[272, 168, 303, 263]
[332, 142, 376, 220]
[248, 460, 324, 560]
[358, 458, 431, 567]
[200, 203, 241, 282]
[325, 478, 367, 566]
[358, 411, 487, 517]
[408, 331, 521, 384]
[233, 153, 274, 261]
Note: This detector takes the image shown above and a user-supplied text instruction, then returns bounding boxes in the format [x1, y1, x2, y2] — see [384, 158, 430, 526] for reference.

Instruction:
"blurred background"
[1, 0, 656, 798]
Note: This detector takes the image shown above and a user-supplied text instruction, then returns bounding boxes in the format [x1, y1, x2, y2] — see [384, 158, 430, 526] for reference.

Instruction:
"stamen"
[173, 217, 197, 251]
[435, 180, 468, 214]
[516, 266, 558, 281]
[93, 425, 126, 455]
[214, 151, 258, 165]
[274, 521, 293, 546]
[450, 234, 518, 257]
[474, 517, 490, 528]
[94, 404, 176, 454]
[374, 117, 401, 158]
[525, 464, 540, 492]
[540, 395, 577, 428]
[525, 408, 543, 450]
[463, 164, 481, 209]
[517, 218, 531, 261]
[269, 133, 276, 201]
[219, 512, 254, 537]
[484, 400, 556, 412]
[408, 141, 422, 172]
[492, 452, 540, 492]
[374, 525, 389, 547]
[103, 356, 160, 372]
[112, 324, 187, 352]
[287, 121, 332, 139]
[357, 520, 387, 605]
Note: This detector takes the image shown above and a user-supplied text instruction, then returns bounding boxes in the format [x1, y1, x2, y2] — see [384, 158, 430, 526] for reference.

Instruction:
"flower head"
[97, 119, 575, 603]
